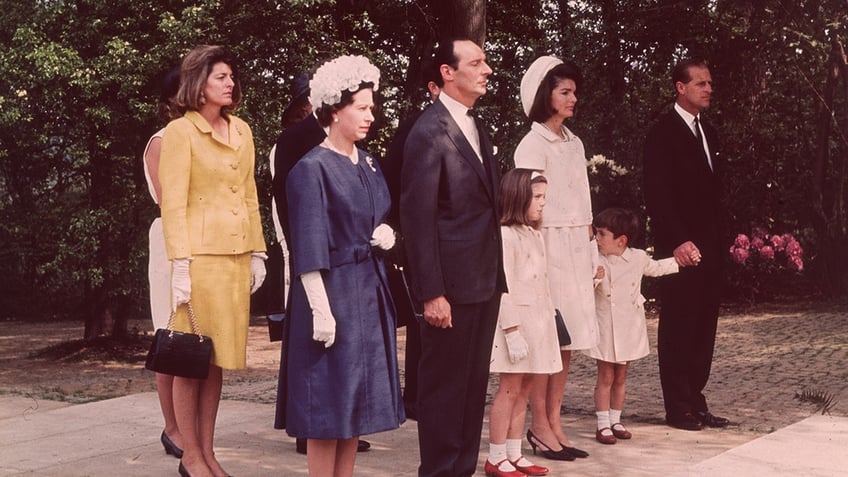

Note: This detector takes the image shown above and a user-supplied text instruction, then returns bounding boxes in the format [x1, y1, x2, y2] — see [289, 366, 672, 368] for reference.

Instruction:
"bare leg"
[197, 366, 227, 477]
[308, 438, 358, 477]
[547, 349, 572, 445]
[490, 373, 525, 445]
[156, 372, 184, 449]
[528, 374, 563, 452]
[611, 363, 628, 411]
[173, 376, 213, 477]
[333, 437, 358, 477]
[507, 375, 534, 440]
[594, 360, 615, 413]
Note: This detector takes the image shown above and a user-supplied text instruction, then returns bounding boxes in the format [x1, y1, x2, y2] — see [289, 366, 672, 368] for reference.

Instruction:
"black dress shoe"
[559, 443, 589, 458]
[295, 437, 371, 454]
[526, 429, 575, 461]
[161, 431, 183, 459]
[666, 412, 703, 431]
[696, 411, 730, 428]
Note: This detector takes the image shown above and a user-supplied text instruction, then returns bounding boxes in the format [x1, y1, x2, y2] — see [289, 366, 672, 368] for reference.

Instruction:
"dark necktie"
[694, 116, 703, 144]
[694, 116, 712, 170]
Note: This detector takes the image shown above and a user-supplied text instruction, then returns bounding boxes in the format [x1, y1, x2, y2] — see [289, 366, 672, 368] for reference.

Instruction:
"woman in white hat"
[513, 56, 597, 461]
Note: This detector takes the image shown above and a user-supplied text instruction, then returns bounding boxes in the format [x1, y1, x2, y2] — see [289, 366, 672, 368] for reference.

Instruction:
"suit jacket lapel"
[434, 103, 494, 199]
[672, 112, 713, 175]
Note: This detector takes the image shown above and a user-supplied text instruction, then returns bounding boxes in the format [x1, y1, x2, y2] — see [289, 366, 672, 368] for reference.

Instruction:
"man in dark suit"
[400, 38, 507, 477]
[643, 57, 729, 432]
[380, 61, 441, 422]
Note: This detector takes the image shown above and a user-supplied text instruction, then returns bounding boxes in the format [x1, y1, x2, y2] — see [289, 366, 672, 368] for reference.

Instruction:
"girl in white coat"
[486, 169, 563, 477]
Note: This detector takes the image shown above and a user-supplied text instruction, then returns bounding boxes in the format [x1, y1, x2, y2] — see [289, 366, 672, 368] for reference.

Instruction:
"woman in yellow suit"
[159, 45, 267, 477]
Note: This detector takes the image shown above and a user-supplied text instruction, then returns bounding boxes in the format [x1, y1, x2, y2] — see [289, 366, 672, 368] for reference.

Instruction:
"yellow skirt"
[171, 254, 251, 370]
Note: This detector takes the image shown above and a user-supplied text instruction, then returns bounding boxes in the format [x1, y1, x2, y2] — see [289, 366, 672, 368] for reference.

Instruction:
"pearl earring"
[334, 117, 339, 123]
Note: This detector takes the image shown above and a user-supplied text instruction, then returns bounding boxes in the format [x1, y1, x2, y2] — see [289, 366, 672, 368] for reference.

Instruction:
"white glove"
[171, 258, 192, 311]
[301, 270, 336, 348]
[504, 330, 530, 364]
[250, 252, 267, 294]
[370, 223, 396, 250]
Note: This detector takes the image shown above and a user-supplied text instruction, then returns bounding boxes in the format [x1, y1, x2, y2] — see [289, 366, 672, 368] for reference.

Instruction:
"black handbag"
[145, 302, 213, 379]
[554, 309, 571, 346]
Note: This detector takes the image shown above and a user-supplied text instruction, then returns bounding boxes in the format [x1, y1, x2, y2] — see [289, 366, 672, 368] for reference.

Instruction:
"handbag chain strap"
[166, 301, 206, 342]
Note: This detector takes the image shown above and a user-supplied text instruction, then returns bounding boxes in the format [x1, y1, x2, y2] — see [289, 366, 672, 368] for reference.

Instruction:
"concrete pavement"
[1, 393, 846, 476]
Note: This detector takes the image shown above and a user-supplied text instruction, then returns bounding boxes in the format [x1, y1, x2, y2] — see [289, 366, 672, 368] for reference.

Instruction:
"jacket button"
[232, 208, 239, 215]
[230, 162, 239, 169]
[231, 185, 239, 193]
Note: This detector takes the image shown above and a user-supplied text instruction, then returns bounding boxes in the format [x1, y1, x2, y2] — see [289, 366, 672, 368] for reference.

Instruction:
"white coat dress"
[491, 225, 563, 374]
[585, 248, 679, 363]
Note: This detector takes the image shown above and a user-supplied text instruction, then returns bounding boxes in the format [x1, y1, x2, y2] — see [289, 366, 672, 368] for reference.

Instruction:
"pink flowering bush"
[727, 227, 805, 303]
[729, 228, 804, 271]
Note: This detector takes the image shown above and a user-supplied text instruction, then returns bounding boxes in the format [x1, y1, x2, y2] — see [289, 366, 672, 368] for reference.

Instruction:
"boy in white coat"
[587, 208, 692, 444]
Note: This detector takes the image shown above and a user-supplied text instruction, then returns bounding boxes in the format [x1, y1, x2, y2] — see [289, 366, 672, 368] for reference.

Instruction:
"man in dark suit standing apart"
[400, 38, 506, 477]
[644, 57, 729, 432]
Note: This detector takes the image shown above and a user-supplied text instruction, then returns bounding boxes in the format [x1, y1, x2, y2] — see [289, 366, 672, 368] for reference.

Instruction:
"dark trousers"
[416, 295, 500, 477]
[657, 265, 721, 418]
[403, 317, 421, 419]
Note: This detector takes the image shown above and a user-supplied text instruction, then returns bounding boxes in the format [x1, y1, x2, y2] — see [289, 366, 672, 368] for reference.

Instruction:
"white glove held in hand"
[301, 270, 335, 348]
[250, 253, 267, 294]
[171, 258, 192, 311]
[504, 330, 530, 364]
[370, 223, 396, 250]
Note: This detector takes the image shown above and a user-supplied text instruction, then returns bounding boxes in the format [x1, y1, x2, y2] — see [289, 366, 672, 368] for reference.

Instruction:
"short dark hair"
[528, 62, 583, 124]
[157, 65, 182, 122]
[672, 57, 709, 87]
[594, 208, 641, 243]
[314, 82, 375, 128]
[433, 37, 475, 87]
[499, 168, 547, 229]
[176, 45, 241, 115]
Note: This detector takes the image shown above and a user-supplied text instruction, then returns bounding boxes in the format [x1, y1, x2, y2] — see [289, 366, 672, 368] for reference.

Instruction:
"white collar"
[439, 92, 473, 120]
[531, 121, 575, 142]
[674, 102, 699, 127]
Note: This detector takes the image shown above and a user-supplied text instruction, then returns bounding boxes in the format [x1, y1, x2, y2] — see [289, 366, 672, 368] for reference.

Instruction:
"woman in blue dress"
[284, 55, 404, 477]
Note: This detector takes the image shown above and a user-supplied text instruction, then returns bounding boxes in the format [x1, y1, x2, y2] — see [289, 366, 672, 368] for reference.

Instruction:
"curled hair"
[314, 81, 374, 128]
[593, 208, 641, 243]
[176, 45, 241, 115]
[499, 168, 547, 229]
[528, 62, 582, 124]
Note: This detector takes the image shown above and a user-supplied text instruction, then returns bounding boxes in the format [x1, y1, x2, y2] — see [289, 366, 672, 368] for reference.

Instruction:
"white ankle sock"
[488, 442, 508, 465]
[505, 438, 523, 461]
[610, 408, 623, 425]
[597, 410, 612, 433]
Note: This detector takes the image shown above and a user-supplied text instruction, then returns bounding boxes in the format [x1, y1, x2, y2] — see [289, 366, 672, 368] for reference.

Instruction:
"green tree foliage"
[0, 0, 845, 335]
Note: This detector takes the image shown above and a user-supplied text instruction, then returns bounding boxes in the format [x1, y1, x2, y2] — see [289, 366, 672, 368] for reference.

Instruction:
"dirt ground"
[1, 299, 846, 435]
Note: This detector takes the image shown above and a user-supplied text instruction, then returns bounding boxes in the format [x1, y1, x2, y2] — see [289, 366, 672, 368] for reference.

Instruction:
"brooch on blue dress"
[365, 155, 377, 172]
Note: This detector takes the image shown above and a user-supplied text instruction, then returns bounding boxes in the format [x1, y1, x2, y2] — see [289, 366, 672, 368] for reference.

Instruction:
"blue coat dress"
[284, 145, 404, 439]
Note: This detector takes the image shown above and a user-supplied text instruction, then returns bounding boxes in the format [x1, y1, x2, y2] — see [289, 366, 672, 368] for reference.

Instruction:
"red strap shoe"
[484, 458, 527, 477]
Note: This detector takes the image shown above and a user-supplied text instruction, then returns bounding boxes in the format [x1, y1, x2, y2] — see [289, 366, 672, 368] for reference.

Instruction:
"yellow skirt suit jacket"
[159, 111, 266, 369]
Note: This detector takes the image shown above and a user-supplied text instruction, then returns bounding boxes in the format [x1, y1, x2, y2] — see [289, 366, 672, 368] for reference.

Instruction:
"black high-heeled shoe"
[178, 461, 191, 477]
[559, 442, 589, 458]
[526, 429, 575, 461]
[161, 431, 183, 458]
